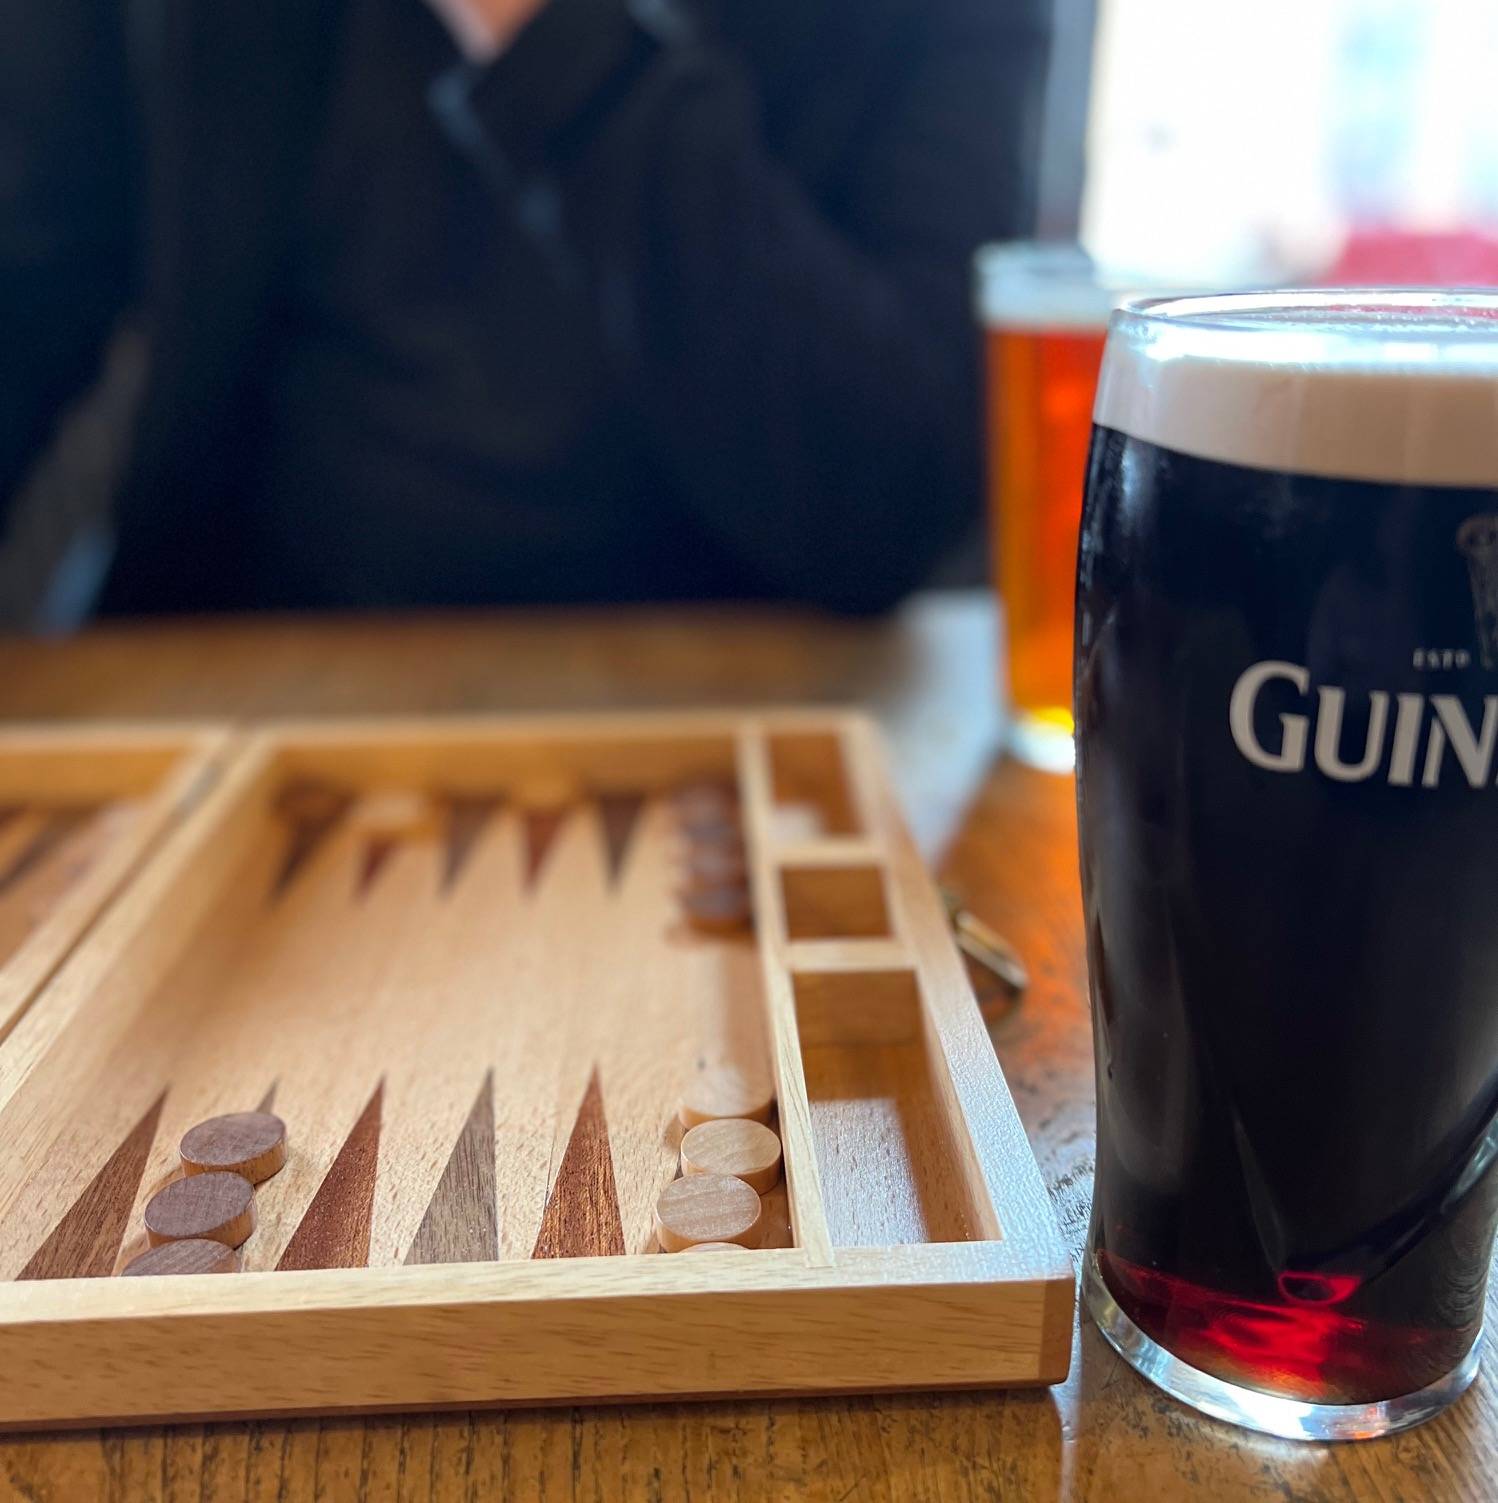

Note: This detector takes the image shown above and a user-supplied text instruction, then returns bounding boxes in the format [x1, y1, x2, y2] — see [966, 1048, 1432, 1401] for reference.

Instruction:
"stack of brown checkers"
[119, 1108, 289, 1276]
[680, 887, 753, 934]
[672, 782, 740, 836]
[673, 780, 753, 934]
[685, 845, 748, 888]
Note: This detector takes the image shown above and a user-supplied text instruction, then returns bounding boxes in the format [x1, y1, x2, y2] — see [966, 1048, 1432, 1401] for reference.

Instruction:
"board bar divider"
[736, 723, 836, 1267]
[850, 716, 1070, 1263]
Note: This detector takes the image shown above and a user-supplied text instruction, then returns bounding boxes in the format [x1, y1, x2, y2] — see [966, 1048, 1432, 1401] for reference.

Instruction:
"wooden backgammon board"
[0, 712, 1072, 1427]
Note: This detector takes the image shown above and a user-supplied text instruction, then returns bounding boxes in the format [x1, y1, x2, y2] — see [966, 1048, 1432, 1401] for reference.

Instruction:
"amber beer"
[978, 245, 1111, 768]
[1077, 291, 1498, 1442]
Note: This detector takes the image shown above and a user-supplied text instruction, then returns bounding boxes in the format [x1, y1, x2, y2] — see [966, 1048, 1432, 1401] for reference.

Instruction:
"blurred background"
[5, 0, 1497, 653]
[1083, 0, 1498, 285]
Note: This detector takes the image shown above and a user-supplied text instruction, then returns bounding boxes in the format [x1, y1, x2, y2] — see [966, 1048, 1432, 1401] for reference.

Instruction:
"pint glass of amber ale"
[979, 244, 1112, 770]
[1077, 291, 1498, 1440]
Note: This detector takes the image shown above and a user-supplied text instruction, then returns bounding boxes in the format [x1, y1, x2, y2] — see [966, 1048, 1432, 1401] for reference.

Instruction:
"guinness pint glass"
[1077, 292, 1498, 1440]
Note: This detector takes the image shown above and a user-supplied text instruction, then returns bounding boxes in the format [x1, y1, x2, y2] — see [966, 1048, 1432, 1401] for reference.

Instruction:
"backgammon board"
[0, 712, 1072, 1427]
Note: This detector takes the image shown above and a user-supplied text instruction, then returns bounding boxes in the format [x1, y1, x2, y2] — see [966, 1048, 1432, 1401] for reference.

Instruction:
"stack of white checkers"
[655, 1067, 783, 1252]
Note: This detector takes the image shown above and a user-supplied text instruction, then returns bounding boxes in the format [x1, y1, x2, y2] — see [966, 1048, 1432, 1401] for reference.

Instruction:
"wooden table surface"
[0, 596, 1491, 1503]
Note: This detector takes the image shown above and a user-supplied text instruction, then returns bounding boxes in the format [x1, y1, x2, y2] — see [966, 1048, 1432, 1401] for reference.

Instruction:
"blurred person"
[1, 0, 1049, 617]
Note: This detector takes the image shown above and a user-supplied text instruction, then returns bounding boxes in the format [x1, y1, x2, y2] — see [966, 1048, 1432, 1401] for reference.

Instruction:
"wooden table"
[0, 595, 1490, 1502]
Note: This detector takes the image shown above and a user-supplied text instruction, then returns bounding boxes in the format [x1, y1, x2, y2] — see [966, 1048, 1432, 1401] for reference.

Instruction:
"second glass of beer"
[1076, 291, 1498, 1440]
[978, 244, 1111, 771]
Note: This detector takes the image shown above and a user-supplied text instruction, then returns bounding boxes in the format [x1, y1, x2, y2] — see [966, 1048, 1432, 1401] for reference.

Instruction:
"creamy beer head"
[1095, 291, 1498, 488]
[975, 241, 1119, 331]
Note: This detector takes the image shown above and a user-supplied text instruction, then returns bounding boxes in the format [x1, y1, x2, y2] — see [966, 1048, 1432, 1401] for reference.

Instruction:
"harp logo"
[1457, 514, 1498, 671]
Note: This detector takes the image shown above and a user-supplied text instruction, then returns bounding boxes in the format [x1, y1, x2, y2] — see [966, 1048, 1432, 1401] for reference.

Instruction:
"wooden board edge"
[0, 723, 232, 799]
[0, 721, 231, 756]
[0, 1238, 1059, 1316]
[1039, 1270, 1079, 1385]
[245, 708, 875, 746]
[0, 1267, 1062, 1426]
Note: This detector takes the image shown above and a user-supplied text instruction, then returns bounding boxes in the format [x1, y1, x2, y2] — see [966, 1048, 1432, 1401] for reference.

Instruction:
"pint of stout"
[1076, 292, 1498, 1441]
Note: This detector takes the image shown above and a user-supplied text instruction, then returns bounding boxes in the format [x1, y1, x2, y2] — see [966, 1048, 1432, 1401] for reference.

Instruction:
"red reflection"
[1099, 1251, 1469, 1403]
[1277, 1270, 1361, 1306]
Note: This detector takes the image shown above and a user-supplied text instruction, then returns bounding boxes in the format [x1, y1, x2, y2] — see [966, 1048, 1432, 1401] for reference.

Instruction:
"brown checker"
[682, 845, 749, 890]
[180, 1111, 287, 1185]
[121, 1238, 242, 1277]
[681, 885, 753, 935]
[144, 1172, 256, 1249]
[671, 781, 739, 820]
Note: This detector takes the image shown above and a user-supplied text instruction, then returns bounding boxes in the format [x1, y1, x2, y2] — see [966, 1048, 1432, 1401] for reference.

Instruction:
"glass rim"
[1115, 287, 1498, 347]
[1096, 287, 1498, 487]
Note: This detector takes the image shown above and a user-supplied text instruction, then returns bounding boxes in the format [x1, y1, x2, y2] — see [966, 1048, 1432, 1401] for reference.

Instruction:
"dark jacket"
[1, 0, 1048, 614]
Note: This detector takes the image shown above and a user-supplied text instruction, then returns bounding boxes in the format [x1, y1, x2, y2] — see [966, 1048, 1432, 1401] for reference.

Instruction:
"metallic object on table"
[942, 885, 1029, 1018]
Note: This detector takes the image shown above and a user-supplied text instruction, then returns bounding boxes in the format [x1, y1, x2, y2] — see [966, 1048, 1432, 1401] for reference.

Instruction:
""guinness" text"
[1230, 659, 1497, 787]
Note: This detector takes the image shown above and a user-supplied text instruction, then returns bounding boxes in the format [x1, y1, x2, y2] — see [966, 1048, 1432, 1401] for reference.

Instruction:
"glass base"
[1083, 1250, 1481, 1441]
[1005, 709, 1075, 772]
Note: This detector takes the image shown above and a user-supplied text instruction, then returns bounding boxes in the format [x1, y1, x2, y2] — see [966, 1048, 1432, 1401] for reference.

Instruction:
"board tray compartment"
[0, 712, 1072, 1427]
[792, 965, 981, 1247]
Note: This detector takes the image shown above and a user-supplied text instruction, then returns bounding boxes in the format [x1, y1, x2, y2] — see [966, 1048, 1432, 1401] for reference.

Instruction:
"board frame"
[0, 712, 1073, 1427]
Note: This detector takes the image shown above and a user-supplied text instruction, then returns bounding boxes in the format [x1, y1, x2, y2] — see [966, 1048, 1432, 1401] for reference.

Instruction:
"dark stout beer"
[1077, 292, 1498, 1437]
